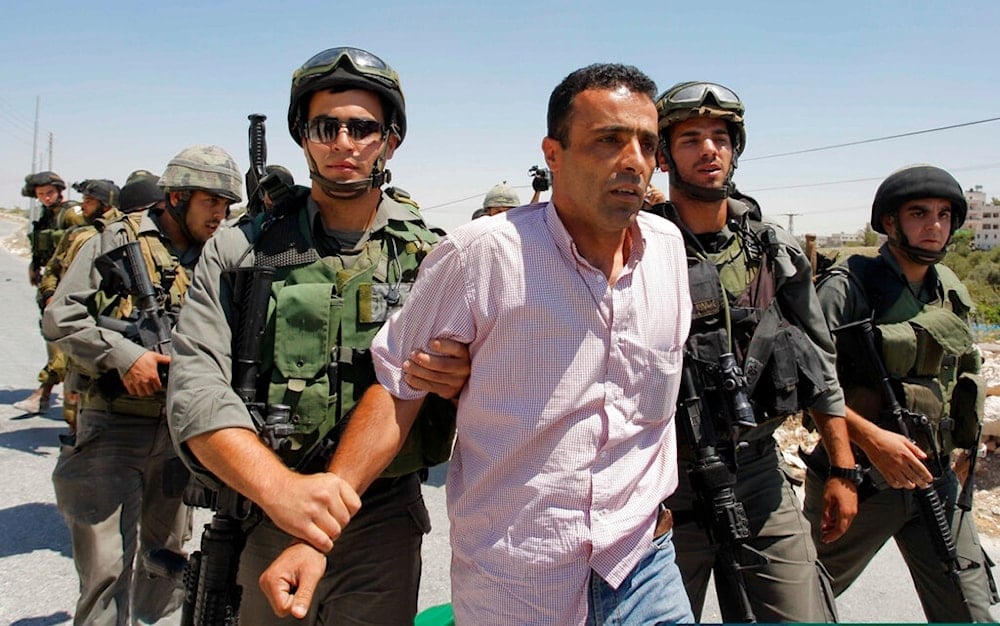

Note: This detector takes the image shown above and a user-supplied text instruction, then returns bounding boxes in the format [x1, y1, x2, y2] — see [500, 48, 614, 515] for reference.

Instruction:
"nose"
[621, 136, 653, 176]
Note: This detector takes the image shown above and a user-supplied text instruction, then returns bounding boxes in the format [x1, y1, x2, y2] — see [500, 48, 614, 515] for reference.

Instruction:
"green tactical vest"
[251, 189, 456, 475]
[830, 255, 983, 454]
[657, 202, 830, 444]
[31, 200, 84, 266]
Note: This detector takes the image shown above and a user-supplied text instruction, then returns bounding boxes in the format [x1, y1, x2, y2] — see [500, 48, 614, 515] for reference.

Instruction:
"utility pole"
[47, 131, 53, 170]
[29, 96, 39, 221]
[779, 212, 802, 236]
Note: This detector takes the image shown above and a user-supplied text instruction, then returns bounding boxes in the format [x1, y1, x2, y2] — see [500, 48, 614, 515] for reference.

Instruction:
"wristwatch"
[828, 464, 864, 487]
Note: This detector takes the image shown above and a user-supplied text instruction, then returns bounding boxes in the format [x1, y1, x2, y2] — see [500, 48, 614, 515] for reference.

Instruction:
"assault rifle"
[245, 114, 268, 218]
[181, 266, 279, 626]
[837, 318, 972, 617]
[94, 240, 172, 397]
[677, 355, 758, 623]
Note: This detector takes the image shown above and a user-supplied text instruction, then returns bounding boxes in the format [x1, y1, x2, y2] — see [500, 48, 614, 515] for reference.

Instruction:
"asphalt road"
[0, 213, 996, 624]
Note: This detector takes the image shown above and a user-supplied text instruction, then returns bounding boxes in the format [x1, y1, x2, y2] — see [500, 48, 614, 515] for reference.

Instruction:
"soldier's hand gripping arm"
[403, 337, 470, 400]
[260, 384, 425, 618]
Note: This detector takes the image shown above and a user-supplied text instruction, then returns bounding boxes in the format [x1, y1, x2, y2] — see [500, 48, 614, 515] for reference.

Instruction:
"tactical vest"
[79, 212, 190, 408]
[249, 188, 456, 475]
[30, 201, 83, 267]
[678, 211, 829, 444]
[825, 255, 983, 454]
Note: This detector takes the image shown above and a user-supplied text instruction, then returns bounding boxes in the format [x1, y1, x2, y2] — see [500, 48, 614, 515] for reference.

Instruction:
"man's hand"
[259, 541, 327, 619]
[861, 427, 933, 489]
[28, 264, 41, 286]
[259, 472, 361, 553]
[403, 337, 471, 400]
[122, 351, 170, 396]
[820, 477, 858, 543]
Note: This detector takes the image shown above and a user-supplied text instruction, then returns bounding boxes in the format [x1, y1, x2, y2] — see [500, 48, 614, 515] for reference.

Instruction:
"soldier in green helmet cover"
[166, 47, 468, 624]
[43, 145, 242, 625]
[804, 164, 999, 621]
[647, 80, 858, 622]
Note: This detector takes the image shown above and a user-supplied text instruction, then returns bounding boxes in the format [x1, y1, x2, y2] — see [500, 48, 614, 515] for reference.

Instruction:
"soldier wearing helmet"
[42, 146, 242, 625]
[13, 171, 87, 416]
[34, 179, 123, 436]
[166, 48, 467, 625]
[805, 164, 998, 621]
[647, 81, 856, 622]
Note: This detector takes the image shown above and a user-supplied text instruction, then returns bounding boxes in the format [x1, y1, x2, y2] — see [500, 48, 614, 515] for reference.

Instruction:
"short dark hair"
[547, 63, 657, 145]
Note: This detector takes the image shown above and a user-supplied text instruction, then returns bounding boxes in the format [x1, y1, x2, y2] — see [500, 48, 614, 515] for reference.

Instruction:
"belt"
[80, 394, 164, 418]
[654, 506, 674, 538]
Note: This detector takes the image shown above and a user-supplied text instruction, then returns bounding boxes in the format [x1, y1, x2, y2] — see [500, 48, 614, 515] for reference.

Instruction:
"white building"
[967, 185, 1000, 250]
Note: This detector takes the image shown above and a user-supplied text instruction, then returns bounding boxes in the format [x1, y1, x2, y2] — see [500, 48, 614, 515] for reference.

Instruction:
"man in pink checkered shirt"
[260, 63, 696, 625]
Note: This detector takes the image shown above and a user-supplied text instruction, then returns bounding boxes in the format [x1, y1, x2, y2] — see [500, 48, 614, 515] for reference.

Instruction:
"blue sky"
[2, 0, 998, 235]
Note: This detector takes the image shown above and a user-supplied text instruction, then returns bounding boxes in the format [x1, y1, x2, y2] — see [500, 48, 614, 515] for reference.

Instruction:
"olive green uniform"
[167, 187, 454, 626]
[804, 244, 998, 622]
[30, 199, 86, 391]
[43, 210, 195, 626]
[652, 198, 841, 623]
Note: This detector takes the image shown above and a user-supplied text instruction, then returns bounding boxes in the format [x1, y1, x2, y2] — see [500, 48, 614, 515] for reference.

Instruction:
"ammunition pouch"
[949, 372, 985, 450]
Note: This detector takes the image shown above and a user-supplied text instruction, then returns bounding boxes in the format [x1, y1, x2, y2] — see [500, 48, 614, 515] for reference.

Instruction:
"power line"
[744, 116, 1000, 161]
[745, 162, 1000, 194]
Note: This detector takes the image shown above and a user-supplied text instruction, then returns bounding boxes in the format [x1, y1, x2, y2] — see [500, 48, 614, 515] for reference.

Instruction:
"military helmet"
[72, 179, 120, 208]
[288, 47, 406, 146]
[119, 171, 163, 213]
[21, 171, 67, 197]
[655, 81, 746, 156]
[158, 144, 242, 203]
[482, 182, 521, 209]
[871, 164, 967, 235]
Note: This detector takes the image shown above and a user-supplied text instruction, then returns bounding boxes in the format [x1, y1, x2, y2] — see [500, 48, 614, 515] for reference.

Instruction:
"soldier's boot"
[13, 384, 52, 415]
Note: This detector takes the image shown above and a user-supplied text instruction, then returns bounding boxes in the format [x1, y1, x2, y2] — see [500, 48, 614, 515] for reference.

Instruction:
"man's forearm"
[810, 409, 856, 468]
[327, 384, 423, 495]
[186, 427, 294, 508]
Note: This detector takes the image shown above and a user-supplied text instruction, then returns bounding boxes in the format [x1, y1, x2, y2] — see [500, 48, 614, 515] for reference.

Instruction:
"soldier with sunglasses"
[166, 47, 467, 625]
[646, 81, 858, 622]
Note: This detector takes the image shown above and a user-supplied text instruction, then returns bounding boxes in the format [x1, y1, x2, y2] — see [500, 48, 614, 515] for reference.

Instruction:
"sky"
[2, 0, 998, 236]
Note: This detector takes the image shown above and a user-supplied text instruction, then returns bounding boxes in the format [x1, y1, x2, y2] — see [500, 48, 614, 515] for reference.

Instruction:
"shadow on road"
[0, 425, 63, 456]
[0, 388, 64, 422]
[0, 501, 71, 558]
[11, 611, 72, 626]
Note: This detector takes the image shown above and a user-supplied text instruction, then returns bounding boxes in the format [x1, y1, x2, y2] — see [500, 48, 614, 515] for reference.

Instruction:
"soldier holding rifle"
[804, 164, 998, 622]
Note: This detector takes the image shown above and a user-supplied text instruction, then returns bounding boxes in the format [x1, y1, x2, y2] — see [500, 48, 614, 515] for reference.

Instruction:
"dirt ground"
[776, 415, 1000, 537]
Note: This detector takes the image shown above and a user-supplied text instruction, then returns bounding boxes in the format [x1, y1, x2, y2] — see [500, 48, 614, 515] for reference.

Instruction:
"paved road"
[0, 213, 996, 624]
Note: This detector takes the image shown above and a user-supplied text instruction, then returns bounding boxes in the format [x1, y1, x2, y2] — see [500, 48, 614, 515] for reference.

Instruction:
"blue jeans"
[586, 530, 694, 625]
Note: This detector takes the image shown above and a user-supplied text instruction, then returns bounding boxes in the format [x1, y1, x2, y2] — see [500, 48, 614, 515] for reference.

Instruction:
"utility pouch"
[878, 321, 917, 379]
[900, 379, 945, 453]
[268, 282, 338, 435]
[949, 372, 985, 450]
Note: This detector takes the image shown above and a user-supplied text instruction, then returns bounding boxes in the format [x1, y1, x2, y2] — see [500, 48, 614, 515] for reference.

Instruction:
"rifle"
[836, 317, 972, 616]
[94, 240, 172, 397]
[181, 266, 280, 626]
[245, 114, 268, 218]
[677, 355, 758, 623]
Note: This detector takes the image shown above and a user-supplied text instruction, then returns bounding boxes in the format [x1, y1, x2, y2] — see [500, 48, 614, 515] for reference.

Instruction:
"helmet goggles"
[292, 47, 400, 93]
[662, 82, 742, 113]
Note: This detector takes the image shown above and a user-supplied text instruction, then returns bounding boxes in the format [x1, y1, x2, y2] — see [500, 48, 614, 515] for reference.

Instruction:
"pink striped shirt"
[372, 202, 691, 625]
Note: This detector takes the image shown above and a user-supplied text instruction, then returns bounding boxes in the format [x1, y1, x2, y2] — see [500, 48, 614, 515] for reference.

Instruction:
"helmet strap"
[663, 147, 735, 203]
[888, 221, 948, 265]
[164, 192, 197, 246]
[304, 130, 395, 200]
